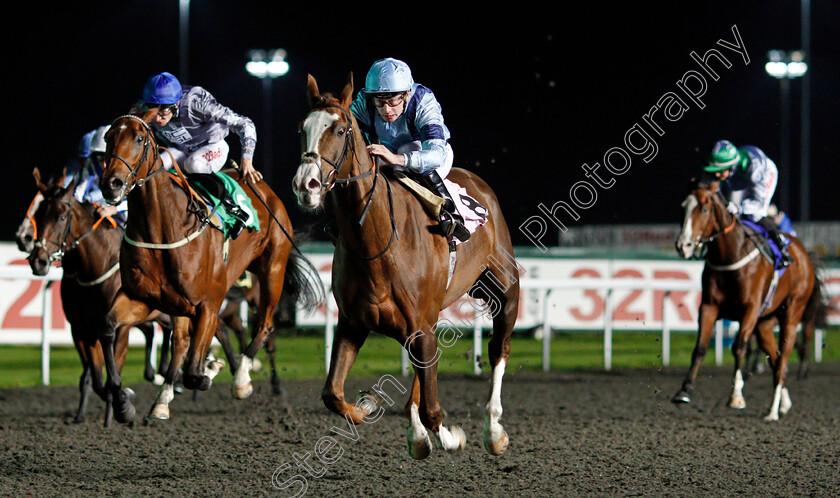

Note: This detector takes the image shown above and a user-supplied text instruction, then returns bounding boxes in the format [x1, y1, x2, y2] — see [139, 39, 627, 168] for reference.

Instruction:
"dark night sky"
[5, 1, 838, 247]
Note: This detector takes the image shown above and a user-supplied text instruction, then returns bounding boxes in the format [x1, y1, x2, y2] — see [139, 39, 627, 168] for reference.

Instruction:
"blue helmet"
[141, 72, 183, 105]
[363, 58, 414, 94]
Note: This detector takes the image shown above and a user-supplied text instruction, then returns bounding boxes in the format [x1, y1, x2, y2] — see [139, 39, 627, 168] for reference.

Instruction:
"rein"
[311, 102, 399, 260]
[693, 190, 760, 271]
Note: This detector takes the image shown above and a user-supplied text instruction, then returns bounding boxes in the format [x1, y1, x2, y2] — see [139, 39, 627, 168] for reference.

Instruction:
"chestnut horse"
[672, 179, 819, 420]
[293, 75, 520, 459]
[98, 112, 321, 423]
[26, 168, 172, 427]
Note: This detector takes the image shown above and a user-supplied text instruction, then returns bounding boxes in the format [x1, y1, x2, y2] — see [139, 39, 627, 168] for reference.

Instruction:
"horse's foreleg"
[157, 325, 172, 383]
[672, 303, 718, 404]
[182, 303, 223, 392]
[728, 310, 760, 410]
[407, 325, 465, 460]
[135, 321, 156, 383]
[148, 316, 190, 420]
[102, 292, 150, 424]
[321, 318, 370, 424]
[264, 333, 282, 395]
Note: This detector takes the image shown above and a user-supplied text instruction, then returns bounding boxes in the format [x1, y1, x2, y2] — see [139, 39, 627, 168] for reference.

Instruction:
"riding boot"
[421, 170, 470, 241]
[757, 217, 792, 267]
[221, 194, 249, 239]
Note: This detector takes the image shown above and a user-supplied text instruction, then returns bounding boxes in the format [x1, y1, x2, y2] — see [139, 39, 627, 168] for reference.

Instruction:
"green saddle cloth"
[188, 171, 260, 237]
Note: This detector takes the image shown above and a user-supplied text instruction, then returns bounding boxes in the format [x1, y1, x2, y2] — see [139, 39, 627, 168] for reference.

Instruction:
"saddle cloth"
[740, 219, 789, 271]
[188, 170, 260, 239]
[394, 173, 489, 245]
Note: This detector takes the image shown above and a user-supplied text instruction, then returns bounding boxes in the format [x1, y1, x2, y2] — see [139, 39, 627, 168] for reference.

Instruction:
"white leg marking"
[232, 354, 254, 399]
[780, 386, 792, 414]
[204, 356, 225, 381]
[149, 383, 175, 420]
[436, 425, 466, 454]
[729, 369, 747, 409]
[765, 383, 783, 421]
[483, 359, 509, 455]
[407, 402, 433, 460]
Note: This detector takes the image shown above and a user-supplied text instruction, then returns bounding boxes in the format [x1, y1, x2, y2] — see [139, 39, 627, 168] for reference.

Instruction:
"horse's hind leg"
[728, 309, 760, 410]
[765, 313, 802, 421]
[474, 267, 519, 456]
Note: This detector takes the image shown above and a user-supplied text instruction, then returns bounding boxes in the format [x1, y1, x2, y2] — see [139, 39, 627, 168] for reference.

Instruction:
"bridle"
[31, 196, 117, 265]
[685, 188, 742, 260]
[306, 103, 399, 260]
[107, 114, 167, 194]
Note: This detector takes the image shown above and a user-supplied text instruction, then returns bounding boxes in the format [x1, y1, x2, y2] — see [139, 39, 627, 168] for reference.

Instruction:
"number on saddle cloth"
[187, 172, 260, 235]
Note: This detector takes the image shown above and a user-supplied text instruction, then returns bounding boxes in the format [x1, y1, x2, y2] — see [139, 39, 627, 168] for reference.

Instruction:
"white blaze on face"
[294, 110, 340, 207]
[676, 194, 699, 257]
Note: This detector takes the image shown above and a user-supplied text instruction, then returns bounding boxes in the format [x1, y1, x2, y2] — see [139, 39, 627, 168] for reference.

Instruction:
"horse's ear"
[56, 167, 67, 189]
[32, 167, 47, 192]
[128, 103, 157, 123]
[339, 72, 354, 108]
[708, 180, 720, 192]
[306, 74, 321, 107]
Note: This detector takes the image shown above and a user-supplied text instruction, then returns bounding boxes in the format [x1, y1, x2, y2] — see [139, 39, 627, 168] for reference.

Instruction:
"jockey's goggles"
[372, 93, 406, 108]
[140, 102, 178, 116]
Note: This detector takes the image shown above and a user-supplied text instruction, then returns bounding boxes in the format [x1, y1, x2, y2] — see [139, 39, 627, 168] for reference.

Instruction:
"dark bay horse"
[292, 75, 520, 459]
[98, 112, 321, 423]
[672, 179, 819, 420]
[26, 168, 171, 427]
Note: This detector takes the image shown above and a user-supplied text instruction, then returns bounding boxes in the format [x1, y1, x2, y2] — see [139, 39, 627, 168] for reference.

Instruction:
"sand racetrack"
[2, 364, 839, 497]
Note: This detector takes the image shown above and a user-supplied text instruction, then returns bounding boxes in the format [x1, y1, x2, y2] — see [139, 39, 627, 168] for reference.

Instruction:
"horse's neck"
[68, 205, 120, 276]
[125, 171, 192, 241]
[709, 210, 748, 263]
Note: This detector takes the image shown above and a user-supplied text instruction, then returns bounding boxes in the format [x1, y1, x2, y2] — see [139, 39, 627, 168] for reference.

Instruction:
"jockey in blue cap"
[75, 125, 127, 225]
[349, 58, 469, 241]
[704, 139, 792, 266]
[136, 71, 262, 238]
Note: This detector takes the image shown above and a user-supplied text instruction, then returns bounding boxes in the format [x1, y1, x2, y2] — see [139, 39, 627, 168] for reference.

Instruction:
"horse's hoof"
[407, 433, 433, 460]
[251, 358, 263, 372]
[442, 426, 467, 455]
[671, 391, 691, 404]
[483, 429, 509, 456]
[232, 383, 253, 400]
[147, 404, 170, 420]
[763, 412, 779, 422]
[728, 396, 747, 409]
[153, 374, 165, 386]
[114, 403, 135, 424]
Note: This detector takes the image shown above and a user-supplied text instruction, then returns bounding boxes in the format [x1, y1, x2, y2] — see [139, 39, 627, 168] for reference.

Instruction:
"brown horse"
[98, 112, 321, 423]
[672, 179, 819, 420]
[292, 75, 520, 459]
[26, 168, 172, 427]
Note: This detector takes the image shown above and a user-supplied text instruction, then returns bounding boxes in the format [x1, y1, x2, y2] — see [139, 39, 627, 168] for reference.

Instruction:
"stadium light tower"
[765, 50, 807, 217]
[246, 49, 289, 187]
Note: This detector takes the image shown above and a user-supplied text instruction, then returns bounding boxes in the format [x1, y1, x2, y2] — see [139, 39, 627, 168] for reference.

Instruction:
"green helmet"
[703, 140, 744, 172]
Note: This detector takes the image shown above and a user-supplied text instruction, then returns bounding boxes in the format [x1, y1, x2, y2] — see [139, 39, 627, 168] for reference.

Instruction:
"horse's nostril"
[307, 178, 321, 191]
[108, 177, 124, 190]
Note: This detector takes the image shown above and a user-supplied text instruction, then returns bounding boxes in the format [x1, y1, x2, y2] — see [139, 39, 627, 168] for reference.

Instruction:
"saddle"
[186, 167, 260, 239]
[741, 219, 789, 271]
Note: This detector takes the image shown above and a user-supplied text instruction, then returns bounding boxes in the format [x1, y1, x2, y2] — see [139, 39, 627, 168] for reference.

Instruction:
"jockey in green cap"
[703, 139, 792, 267]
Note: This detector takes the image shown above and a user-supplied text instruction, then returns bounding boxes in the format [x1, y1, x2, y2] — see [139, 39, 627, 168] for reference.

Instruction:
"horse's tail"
[796, 252, 829, 378]
[281, 237, 327, 316]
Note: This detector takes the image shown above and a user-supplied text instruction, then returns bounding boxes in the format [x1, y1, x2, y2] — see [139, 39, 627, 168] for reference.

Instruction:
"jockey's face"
[714, 167, 733, 181]
[373, 91, 408, 123]
[152, 105, 177, 127]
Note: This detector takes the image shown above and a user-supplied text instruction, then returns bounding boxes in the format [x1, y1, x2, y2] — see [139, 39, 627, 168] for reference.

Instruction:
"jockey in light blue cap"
[703, 139, 792, 266]
[350, 58, 469, 241]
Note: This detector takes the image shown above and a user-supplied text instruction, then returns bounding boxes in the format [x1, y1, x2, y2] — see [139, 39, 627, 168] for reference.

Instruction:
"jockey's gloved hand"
[726, 202, 740, 215]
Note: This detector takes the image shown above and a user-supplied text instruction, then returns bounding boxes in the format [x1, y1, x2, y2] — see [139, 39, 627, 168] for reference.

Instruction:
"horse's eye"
[136, 135, 144, 144]
[59, 214, 67, 221]
[337, 127, 346, 137]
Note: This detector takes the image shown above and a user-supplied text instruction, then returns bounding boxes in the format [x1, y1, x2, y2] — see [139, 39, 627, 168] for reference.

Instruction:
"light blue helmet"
[363, 58, 414, 94]
[141, 71, 183, 105]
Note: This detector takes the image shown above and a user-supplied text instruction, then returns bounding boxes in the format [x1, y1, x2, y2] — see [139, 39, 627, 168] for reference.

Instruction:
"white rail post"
[473, 309, 482, 375]
[715, 320, 724, 366]
[662, 290, 670, 367]
[324, 297, 335, 373]
[41, 281, 53, 386]
[604, 287, 613, 371]
[542, 288, 552, 372]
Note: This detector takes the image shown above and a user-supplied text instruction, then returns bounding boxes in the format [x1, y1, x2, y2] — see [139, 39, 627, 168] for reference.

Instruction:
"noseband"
[685, 190, 738, 258]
